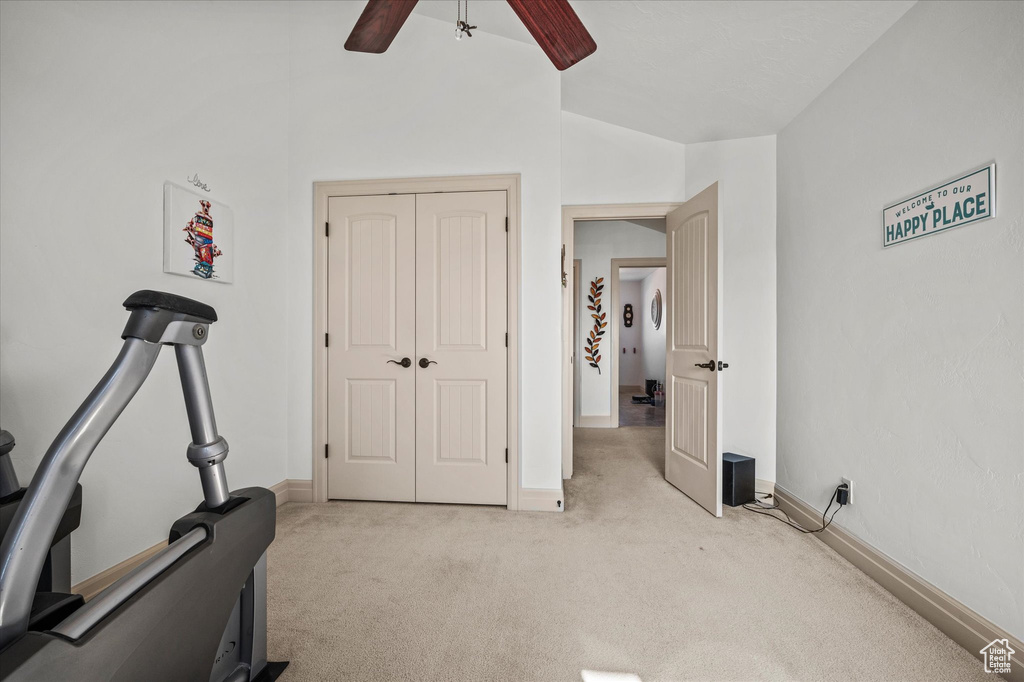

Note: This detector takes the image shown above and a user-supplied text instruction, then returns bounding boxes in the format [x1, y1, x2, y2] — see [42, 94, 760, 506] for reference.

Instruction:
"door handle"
[694, 361, 716, 371]
[717, 361, 729, 371]
[419, 358, 438, 369]
[387, 358, 412, 368]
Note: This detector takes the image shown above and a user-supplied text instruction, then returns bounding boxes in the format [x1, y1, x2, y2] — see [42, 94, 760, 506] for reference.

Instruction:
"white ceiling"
[620, 267, 661, 282]
[415, 1, 914, 143]
[575, 218, 666, 233]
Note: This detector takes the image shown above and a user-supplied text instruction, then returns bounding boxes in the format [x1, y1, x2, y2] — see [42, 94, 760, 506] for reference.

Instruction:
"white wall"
[777, 0, 1023, 639]
[618, 281, 643, 387]
[685, 135, 777, 483]
[284, 3, 563, 490]
[574, 221, 665, 418]
[562, 112, 777, 482]
[639, 268, 667, 387]
[562, 112, 687, 205]
[0, 1, 291, 583]
[0, 0, 565, 587]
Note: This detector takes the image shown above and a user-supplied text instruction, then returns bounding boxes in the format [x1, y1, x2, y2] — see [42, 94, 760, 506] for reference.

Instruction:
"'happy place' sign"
[883, 165, 995, 247]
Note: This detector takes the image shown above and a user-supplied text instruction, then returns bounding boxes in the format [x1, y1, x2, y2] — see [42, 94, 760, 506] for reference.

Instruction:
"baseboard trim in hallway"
[775, 486, 1023, 681]
[578, 415, 615, 428]
[519, 484, 565, 512]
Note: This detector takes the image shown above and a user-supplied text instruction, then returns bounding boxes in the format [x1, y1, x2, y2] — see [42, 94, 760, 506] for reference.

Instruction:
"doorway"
[312, 175, 522, 508]
[561, 188, 724, 516]
[572, 220, 667, 429]
[561, 204, 680, 480]
[614, 262, 667, 427]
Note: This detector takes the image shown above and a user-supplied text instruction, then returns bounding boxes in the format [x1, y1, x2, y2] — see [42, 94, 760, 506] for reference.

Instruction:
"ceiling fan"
[344, 0, 597, 71]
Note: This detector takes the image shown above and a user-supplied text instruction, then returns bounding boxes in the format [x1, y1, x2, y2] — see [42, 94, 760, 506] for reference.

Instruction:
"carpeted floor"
[267, 427, 987, 681]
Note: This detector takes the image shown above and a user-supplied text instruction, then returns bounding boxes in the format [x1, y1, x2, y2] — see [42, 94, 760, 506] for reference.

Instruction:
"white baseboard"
[270, 478, 313, 505]
[775, 486, 1023, 681]
[73, 540, 167, 602]
[519, 484, 565, 512]
[578, 415, 614, 428]
[269, 479, 289, 506]
[287, 479, 313, 503]
[755, 478, 775, 496]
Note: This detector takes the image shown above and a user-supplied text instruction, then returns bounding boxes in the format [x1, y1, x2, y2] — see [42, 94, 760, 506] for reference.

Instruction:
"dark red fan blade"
[344, 0, 419, 54]
[506, 0, 596, 70]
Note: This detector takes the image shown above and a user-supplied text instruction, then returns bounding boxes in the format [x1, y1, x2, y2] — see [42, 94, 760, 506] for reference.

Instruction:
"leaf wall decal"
[583, 276, 606, 375]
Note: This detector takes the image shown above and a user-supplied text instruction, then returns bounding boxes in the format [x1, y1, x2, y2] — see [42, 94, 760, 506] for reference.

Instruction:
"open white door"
[665, 183, 722, 517]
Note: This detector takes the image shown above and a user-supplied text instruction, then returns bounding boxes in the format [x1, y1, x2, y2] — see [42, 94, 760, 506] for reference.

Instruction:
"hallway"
[618, 386, 665, 427]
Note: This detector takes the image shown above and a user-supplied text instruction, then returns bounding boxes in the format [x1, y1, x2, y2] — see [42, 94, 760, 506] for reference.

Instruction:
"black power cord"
[742, 484, 846, 534]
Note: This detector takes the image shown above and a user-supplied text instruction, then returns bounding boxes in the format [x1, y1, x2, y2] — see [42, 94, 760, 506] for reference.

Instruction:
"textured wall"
[618, 280, 643, 388]
[561, 111, 687, 205]
[686, 135, 778, 483]
[778, 1, 1024, 638]
[0, 1, 291, 583]
[639, 268, 667, 388]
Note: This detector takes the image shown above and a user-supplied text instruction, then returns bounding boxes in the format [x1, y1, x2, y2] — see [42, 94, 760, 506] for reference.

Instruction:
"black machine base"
[0, 487, 276, 682]
[253, 661, 290, 682]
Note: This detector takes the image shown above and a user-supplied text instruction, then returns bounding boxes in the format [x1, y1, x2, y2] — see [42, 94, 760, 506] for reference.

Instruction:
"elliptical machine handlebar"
[0, 291, 228, 650]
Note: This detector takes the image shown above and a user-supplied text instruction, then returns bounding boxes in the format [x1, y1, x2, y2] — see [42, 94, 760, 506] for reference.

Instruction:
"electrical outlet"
[841, 477, 853, 505]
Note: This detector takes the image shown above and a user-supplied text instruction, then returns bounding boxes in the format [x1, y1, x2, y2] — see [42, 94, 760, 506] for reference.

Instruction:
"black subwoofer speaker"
[723, 452, 755, 507]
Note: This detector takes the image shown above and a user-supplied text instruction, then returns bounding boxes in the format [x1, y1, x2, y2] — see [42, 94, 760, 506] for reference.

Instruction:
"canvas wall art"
[163, 182, 234, 283]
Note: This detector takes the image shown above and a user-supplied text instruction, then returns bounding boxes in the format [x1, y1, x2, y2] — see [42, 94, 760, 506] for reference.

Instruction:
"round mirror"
[651, 289, 662, 330]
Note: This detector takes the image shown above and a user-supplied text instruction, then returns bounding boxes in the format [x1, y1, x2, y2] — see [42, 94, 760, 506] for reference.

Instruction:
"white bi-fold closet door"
[326, 191, 508, 505]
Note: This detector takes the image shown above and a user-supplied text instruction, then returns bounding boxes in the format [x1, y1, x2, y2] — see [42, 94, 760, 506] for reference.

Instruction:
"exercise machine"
[0, 429, 84, 630]
[0, 290, 286, 681]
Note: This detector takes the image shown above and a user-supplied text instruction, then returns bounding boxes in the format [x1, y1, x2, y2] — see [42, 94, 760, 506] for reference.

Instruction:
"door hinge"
[325, 333, 329, 347]
[324, 444, 329, 459]
[325, 221, 330, 237]
[505, 332, 508, 347]
[505, 448, 508, 464]
[505, 217, 508, 232]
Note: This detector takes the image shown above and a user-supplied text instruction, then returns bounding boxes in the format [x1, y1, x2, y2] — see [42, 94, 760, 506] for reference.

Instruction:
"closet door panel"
[415, 191, 508, 505]
[327, 194, 416, 501]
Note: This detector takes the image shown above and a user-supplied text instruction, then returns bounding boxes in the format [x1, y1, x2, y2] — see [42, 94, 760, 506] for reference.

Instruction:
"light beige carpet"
[267, 427, 987, 681]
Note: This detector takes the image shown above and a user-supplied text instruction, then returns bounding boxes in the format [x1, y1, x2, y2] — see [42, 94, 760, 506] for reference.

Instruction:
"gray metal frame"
[0, 301, 232, 650]
[0, 338, 162, 647]
[176, 344, 230, 508]
[1, 487, 276, 681]
[51, 527, 208, 640]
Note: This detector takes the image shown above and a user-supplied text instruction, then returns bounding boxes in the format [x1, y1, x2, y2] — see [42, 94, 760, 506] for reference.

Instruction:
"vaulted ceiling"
[415, 0, 914, 143]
